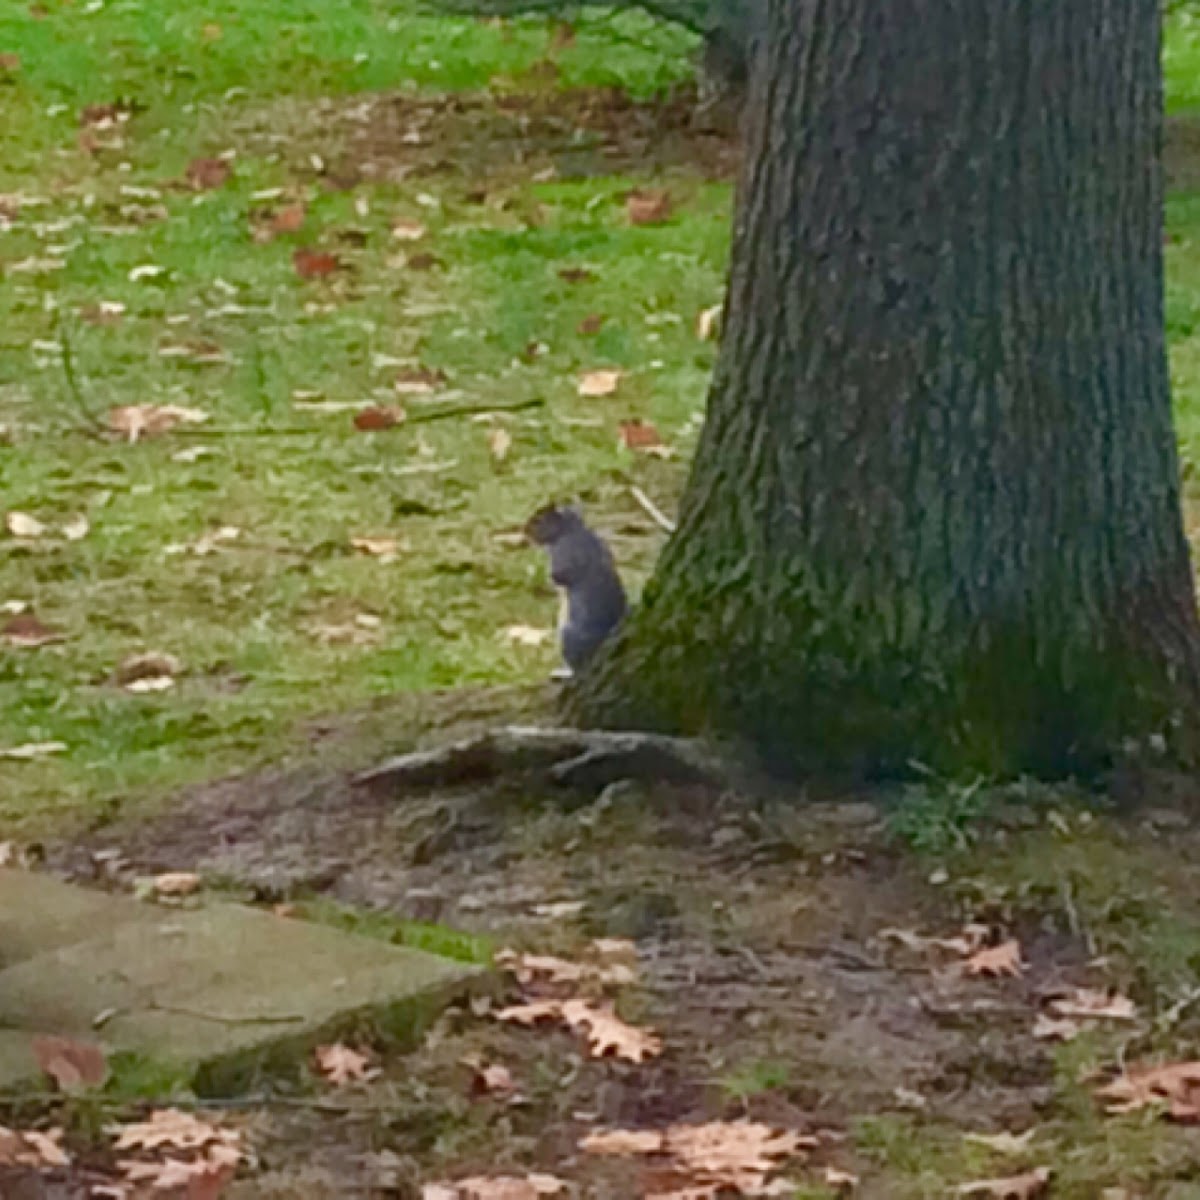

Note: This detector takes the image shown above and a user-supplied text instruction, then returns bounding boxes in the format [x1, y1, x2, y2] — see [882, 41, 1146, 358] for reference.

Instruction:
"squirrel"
[525, 504, 627, 673]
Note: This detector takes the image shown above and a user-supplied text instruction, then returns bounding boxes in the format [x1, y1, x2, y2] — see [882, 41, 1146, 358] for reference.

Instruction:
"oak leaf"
[32, 1035, 108, 1092]
[1047, 987, 1136, 1021]
[964, 939, 1024, 978]
[560, 998, 661, 1062]
[1096, 1060, 1200, 1120]
[626, 189, 674, 226]
[955, 1167, 1050, 1198]
[314, 1043, 378, 1085]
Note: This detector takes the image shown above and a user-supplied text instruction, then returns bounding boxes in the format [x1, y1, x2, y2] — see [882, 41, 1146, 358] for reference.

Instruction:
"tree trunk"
[572, 0, 1200, 778]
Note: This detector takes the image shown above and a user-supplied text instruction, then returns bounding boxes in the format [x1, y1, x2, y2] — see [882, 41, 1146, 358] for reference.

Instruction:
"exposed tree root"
[352, 725, 745, 797]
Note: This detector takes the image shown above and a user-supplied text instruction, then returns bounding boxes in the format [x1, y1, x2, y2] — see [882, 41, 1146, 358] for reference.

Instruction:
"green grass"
[4, 0, 1200, 844]
[0, 0, 716, 830]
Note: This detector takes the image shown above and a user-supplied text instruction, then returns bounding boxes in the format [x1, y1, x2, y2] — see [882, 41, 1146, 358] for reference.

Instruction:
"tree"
[572, 0, 1200, 779]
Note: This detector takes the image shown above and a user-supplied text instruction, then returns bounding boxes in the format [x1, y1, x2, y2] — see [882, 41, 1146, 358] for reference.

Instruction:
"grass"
[1, 2, 1200, 855]
[0, 0, 718, 831]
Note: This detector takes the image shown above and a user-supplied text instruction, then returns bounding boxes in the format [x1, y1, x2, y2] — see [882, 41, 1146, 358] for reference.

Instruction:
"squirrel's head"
[525, 503, 584, 545]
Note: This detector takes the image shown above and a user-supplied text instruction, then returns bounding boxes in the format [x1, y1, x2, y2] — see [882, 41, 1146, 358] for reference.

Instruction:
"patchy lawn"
[7, 2, 1200, 1198]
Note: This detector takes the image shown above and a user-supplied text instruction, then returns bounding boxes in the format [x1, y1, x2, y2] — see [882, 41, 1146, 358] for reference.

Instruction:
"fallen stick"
[629, 484, 676, 533]
[352, 725, 737, 797]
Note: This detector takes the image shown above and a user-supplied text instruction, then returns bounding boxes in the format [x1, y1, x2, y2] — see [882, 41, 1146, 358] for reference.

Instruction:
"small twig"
[55, 314, 107, 437]
[629, 484, 676, 533]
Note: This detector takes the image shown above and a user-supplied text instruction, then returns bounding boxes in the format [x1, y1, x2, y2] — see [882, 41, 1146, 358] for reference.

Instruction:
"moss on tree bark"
[571, 0, 1200, 778]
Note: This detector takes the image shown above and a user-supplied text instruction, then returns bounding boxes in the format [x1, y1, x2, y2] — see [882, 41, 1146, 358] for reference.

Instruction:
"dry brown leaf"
[618, 419, 672, 457]
[1047, 987, 1137, 1021]
[0, 1125, 70, 1168]
[955, 1167, 1051, 1198]
[580, 1128, 666, 1156]
[185, 157, 231, 191]
[151, 871, 202, 897]
[964, 939, 1024, 978]
[496, 950, 586, 983]
[394, 366, 448, 395]
[2, 613, 62, 647]
[626, 189, 674, 226]
[428, 1175, 566, 1199]
[0, 53, 21, 72]
[502, 624, 553, 647]
[1032, 1014, 1081, 1042]
[32, 1035, 108, 1092]
[108, 403, 209, 442]
[558, 266, 595, 284]
[488, 426, 513, 464]
[664, 1121, 812, 1191]
[695, 304, 722, 341]
[578, 369, 621, 398]
[62, 514, 90, 541]
[472, 1062, 516, 1096]
[350, 535, 402, 562]
[577, 312, 605, 335]
[495, 999, 564, 1027]
[560, 998, 662, 1062]
[6, 511, 47, 539]
[353, 405, 406, 431]
[880, 923, 990, 957]
[1096, 1060, 1200, 1120]
[824, 1165, 859, 1191]
[405, 251, 442, 271]
[392, 217, 428, 241]
[111, 1108, 239, 1153]
[963, 1130, 1036, 1155]
[114, 652, 182, 691]
[592, 937, 637, 960]
[314, 1043, 377, 1086]
[293, 247, 340, 279]
[255, 201, 307, 240]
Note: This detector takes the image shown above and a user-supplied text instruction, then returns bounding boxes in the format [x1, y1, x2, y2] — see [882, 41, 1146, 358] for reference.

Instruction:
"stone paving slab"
[0, 870, 484, 1092]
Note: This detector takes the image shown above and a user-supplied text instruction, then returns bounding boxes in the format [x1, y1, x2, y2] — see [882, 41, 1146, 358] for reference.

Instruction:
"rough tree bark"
[571, 0, 1200, 778]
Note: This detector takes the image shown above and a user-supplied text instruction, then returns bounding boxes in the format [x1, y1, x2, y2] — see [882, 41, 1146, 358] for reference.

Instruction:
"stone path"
[0, 869, 483, 1092]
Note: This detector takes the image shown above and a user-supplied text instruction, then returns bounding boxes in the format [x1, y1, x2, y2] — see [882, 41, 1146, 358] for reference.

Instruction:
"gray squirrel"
[525, 504, 627, 673]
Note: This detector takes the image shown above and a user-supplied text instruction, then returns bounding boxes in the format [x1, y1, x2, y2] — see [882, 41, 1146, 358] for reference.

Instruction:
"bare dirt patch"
[38, 693, 1104, 1197]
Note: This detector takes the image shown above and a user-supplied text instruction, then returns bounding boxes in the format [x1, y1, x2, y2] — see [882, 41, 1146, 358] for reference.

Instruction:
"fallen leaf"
[1096, 1060, 1200, 1120]
[268, 202, 306, 236]
[111, 1108, 239, 1153]
[427, 1175, 566, 1199]
[696, 304, 722, 341]
[114, 652, 182, 691]
[578, 369, 621, 398]
[495, 999, 565, 1027]
[580, 1128, 666, 1156]
[6, 511, 47, 539]
[151, 872, 202, 897]
[963, 1130, 1036, 1155]
[664, 1122, 812, 1192]
[619, 419, 672, 457]
[185, 157, 231, 191]
[2, 613, 62, 647]
[955, 1167, 1051, 1198]
[577, 313, 605, 335]
[964, 939, 1024, 978]
[129, 263, 167, 281]
[473, 1063, 516, 1096]
[32, 1035, 108, 1092]
[488, 426, 512, 464]
[395, 366, 448, 395]
[392, 217, 428, 241]
[0, 1125, 70, 1169]
[62, 514, 90, 541]
[0, 741, 67, 760]
[293, 248, 340, 279]
[350, 535, 402, 562]
[1047, 987, 1137, 1021]
[824, 1166, 859, 1191]
[108, 403, 209, 442]
[626, 189, 674, 226]
[405, 251, 442, 271]
[558, 266, 595, 284]
[187, 526, 240, 556]
[560, 998, 662, 1062]
[0, 53, 20, 72]
[1032, 1014, 1081, 1042]
[314, 1043, 377, 1086]
[353, 405, 406, 431]
[502, 624, 553, 647]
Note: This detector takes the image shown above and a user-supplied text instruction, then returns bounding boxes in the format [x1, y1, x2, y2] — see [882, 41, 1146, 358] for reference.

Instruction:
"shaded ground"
[31, 693, 1200, 1197]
